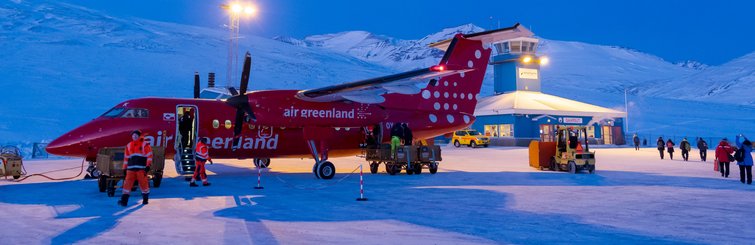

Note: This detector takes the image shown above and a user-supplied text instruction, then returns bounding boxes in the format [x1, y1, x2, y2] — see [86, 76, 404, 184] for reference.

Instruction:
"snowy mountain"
[0, 0, 395, 143]
[643, 52, 755, 105]
[674, 60, 708, 70]
[0, 0, 753, 147]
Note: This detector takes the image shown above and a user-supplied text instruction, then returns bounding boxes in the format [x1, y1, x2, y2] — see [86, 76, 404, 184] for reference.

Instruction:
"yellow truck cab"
[452, 129, 490, 148]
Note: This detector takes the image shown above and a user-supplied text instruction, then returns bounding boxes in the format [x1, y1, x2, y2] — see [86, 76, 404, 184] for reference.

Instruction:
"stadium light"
[521, 56, 532, 63]
[539, 56, 549, 65]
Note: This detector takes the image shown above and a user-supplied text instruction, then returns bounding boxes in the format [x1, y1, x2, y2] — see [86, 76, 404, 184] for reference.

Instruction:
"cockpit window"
[121, 108, 149, 118]
[200, 90, 231, 99]
[101, 107, 125, 118]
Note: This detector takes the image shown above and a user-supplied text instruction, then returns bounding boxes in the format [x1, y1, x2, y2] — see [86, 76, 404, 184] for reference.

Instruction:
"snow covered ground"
[2, 146, 754, 244]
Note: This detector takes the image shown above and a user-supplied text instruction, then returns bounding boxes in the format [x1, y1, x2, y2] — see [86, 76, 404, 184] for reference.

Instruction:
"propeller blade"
[194, 72, 200, 99]
[239, 101, 257, 122]
[232, 108, 244, 150]
[239, 52, 251, 95]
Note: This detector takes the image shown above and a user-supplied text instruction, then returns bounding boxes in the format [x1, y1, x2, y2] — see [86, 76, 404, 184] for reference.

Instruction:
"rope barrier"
[272, 165, 361, 191]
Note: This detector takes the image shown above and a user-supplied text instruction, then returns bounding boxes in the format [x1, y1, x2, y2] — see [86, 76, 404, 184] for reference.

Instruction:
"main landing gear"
[306, 139, 336, 179]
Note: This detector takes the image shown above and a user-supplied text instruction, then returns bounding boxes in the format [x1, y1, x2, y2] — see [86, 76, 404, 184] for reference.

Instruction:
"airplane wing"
[295, 65, 471, 104]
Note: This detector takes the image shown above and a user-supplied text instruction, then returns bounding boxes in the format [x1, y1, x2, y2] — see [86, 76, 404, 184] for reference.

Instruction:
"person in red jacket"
[715, 137, 735, 178]
[118, 130, 152, 206]
[190, 137, 212, 187]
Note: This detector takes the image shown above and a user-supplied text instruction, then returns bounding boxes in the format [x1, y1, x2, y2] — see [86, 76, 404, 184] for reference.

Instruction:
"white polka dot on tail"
[422, 90, 431, 99]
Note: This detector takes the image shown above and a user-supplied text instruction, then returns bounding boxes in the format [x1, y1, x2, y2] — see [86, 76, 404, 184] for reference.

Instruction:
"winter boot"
[202, 182, 211, 186]
[142, 193, 149, 204]
[117, 194, 130, 207]
[190, 182, 199, 187]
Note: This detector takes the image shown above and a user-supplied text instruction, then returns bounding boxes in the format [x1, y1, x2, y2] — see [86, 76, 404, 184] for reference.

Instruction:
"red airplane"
[46, 24, 533, 179]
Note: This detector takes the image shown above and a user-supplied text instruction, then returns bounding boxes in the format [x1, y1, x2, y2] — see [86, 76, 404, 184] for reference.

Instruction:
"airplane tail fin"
[413, 24, 533, 117]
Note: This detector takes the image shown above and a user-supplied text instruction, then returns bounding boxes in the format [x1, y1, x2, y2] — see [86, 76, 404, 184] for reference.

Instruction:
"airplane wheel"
[429, 162, 438, 174]
[550, 157, 557, 171]
[98, 175, 107, 192]
[454, 141, 461, 148]
[413, 164, 422, 175]
[568, 161, 577, 174]
[153, 173, 163, 188]
[406, 165, 413, 175]
[254, 158, 270, 168]
[369, 162, 379, 174]
[317, 161, 335, 180]
[386, 164, 397, 175]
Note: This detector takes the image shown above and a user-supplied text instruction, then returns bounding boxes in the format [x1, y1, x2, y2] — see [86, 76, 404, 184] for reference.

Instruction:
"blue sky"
[66, 0, 754, 65]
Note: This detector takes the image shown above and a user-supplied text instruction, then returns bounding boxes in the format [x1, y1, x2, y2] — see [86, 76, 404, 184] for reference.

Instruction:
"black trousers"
[658, 149, 664, 159]
[739, 165, 753, 184]
[719, 161, 730, 177]
[681, 150, 689, 161]
[700, 150, 707, 161]
[668, 151, 674, 160]
[634, 143, 639, 150]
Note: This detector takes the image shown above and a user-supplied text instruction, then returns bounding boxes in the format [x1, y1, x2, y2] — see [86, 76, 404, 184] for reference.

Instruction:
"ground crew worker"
[656, 137, 665, 159]
[403, 123, 413, 146]
[191, 137, 212, 187]
[118, 130, 152, 206]
[633, 133, 640, 151]
[390, 123, 403, 157]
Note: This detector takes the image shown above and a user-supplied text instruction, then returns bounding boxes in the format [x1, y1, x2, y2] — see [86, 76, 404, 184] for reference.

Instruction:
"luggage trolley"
[95, 147, 166, 197]
[364, 144, 442, 175]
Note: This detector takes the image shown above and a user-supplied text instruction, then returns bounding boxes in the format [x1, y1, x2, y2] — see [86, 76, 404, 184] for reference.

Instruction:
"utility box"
[1, 146, 24, 179]
[1, 155, 24, 179]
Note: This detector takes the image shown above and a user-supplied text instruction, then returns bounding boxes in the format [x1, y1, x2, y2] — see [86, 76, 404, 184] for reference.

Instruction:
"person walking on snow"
[633, 134, 640, 151]
[735, 134, 752, 184]
[118, 130, 152, 206]
[697, 138, 708, 162]
[715, 137, 735, 178]
[666, 139, 675, 160]
[680, 138, 691, 161]
[190, 137, 213, 187]
[656, 137, 665, 159]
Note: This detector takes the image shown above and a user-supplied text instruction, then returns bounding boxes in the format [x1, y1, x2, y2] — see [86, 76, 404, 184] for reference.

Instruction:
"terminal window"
[484, 124, 514, 137]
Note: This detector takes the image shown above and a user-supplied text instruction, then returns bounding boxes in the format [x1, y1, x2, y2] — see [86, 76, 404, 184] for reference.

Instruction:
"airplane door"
[175, 105, 198, 175]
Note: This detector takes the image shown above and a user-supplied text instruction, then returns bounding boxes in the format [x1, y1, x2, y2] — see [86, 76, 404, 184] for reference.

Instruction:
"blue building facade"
[469, 36, 626, 146]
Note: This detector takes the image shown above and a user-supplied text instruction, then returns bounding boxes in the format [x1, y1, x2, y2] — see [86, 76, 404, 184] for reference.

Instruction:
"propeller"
[193, 72, 200, 99]
[225, 52, 256, 150]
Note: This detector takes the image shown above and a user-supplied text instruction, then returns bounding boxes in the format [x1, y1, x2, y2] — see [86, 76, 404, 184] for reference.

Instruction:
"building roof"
[475, 91, 627, 118]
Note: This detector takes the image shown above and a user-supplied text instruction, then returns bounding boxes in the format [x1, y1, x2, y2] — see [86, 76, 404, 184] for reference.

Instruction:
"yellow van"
[452, 129, 490, 148]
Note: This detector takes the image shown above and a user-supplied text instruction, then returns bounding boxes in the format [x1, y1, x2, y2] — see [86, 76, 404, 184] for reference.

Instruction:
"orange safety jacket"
[124, 138, 153, 170]
[195, 141, 211, 162]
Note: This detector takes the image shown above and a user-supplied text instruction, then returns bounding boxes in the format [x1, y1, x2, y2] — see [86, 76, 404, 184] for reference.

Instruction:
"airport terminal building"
[469, 36, 626, 146]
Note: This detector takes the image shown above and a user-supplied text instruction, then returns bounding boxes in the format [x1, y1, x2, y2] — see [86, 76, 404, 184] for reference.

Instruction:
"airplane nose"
[46, 133, 85, 157]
